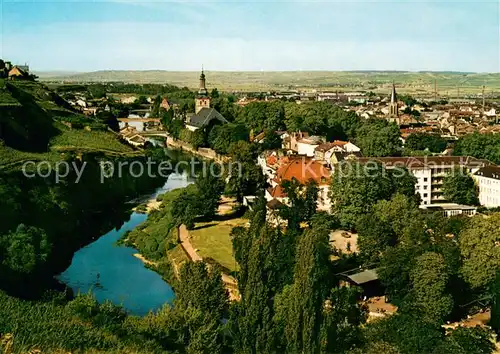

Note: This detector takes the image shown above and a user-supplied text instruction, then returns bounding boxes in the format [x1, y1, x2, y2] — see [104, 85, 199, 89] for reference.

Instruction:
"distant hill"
[38, 70, 500, 94]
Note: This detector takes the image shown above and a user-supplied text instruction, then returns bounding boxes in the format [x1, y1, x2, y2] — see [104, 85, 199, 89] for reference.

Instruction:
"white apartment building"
[356, 156, 488, 206]
[473, 166, 500, 207]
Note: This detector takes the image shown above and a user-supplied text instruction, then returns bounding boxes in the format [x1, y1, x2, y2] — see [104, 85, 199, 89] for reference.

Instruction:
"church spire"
[391, 81, 397, 103]
[388, 82, 399, 120]
[198, 66, 207, 96]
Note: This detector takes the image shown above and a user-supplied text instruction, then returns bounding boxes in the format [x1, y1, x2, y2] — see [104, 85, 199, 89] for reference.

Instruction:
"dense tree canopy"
[442, 167, 479, 205]
[330, 162, 416, 229]
[454, 132, 500, 164]
[405, 133, 448, 153]
[355, 119, 402, 157]
[459, 214, 500, 289]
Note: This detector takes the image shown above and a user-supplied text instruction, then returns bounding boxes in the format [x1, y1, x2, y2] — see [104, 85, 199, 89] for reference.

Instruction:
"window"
[424, 178, 428, 182]
[424, 193, 428, 198]
[423, 185, 428, 190]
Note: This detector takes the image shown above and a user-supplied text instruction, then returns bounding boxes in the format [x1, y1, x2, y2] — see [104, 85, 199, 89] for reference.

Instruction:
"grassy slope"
[0, 80, 136, 170]
[189, 218, 247, 272]
[0, 291, 165, 353]
[39, 70, 500, 94]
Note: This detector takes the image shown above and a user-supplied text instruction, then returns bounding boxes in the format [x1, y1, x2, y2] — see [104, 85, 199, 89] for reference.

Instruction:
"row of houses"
[258, 140, 500, 219]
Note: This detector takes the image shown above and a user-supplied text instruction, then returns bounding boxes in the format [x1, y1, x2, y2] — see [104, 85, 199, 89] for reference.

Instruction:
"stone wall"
[166, 136, 230, 163]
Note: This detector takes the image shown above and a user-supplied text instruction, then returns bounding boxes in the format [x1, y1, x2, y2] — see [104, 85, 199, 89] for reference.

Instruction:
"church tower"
[195, 67, 210, 114]
[388, 82, 400, 124]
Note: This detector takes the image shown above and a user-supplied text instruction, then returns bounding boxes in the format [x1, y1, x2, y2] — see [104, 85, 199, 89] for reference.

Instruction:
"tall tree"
[409, 252, 453, 323]
[274, 223, 331, 353]
[330, 161, 394, 229]
[195, 170, 224, 219]
[442, 167, 479, 205]
[459, 214, 500, 289]
[355, 119, 402, 157]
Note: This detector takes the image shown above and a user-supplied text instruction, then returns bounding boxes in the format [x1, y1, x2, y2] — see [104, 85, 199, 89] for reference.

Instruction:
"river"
[58, 171, 193, 316]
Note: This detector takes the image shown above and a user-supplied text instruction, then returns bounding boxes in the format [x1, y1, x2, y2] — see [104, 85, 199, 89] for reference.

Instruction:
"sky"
[0, 0, 499, 72]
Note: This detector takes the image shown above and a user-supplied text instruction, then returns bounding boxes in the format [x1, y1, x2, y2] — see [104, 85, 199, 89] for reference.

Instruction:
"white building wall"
[474, 176, 500, 208]
[297, 142, 318, 157]
[344, 142, 361, 153]
[412, 168, 432, 206]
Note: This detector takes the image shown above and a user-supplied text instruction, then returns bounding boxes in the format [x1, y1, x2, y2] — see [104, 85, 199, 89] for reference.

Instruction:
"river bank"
[166, 136, 230, 163]
[58, 172, 191, 315]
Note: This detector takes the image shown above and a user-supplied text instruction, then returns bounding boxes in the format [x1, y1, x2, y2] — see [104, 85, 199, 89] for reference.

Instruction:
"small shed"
[340, 268, 383, 298]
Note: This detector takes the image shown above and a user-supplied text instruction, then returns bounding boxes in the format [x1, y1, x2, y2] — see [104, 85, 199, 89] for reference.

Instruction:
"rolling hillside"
[0, 79, 135, 170]
[38, 70, 500, 95]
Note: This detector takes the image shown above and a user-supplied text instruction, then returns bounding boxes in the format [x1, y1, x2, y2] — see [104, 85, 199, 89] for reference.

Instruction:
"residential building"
[297, 135, 325, 157]
[8, 66, 30, 80]
[314, 141, 361, 165]
[473, 165, 500, 207]
[160, 98, 171, 110]
[264, 155, 332, 211]
[355, 156, 489, 206]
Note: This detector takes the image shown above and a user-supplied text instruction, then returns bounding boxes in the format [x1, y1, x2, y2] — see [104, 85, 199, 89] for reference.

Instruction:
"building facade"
[473, 166, 500, 208]
[356, 156, 489, 206]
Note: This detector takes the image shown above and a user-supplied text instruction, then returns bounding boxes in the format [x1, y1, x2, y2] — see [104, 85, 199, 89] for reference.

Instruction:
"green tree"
[225, 143, 266, 202]
[355, 119, 402, 157]
[405, 133, 447, 153]
[0, 224, 51, 275]
[363, 313, 444, 354]
[195, 169, 224, 219]
[409, 252, 453, 323]
[442, 167, 479, 205]
[491, 271, 500, 334]
[280, 179, 319, 231]
[319, 286, 367, 353]
[434, 326, 495, 354]
[189, 129, 206, 149]
[176, 261, 228, 319]
[274, 223, 331, 353]
[330, 161, 394, 229]
[210, 88, 220, 98]
[459, 214, 500, 289]
[454, 132, 500, 164]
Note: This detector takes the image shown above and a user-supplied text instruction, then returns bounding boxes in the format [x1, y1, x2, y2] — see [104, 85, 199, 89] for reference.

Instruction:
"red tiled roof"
[274, 157, 330, 185]
[268, 185, 287, 198]
[266, 155, 278, 166]
[332, 140, 348, 147]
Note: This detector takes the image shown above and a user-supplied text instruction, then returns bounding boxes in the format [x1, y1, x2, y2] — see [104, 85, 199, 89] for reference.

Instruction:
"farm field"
[38, 70, 500, 95]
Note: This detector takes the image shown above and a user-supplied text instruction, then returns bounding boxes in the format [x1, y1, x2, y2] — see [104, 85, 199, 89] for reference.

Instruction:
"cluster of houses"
[255, 133, 500, 219]
[0, 59, 34, 80]
[237, 84, 498, 138]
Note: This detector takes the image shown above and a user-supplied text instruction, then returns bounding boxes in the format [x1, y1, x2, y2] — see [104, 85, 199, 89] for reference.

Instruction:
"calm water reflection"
[58, 173, 191, 316]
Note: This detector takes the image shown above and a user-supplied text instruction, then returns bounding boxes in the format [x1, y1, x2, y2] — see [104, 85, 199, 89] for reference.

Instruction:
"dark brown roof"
[474, 165, 500, 180]
[188, 108, 228, 128]
[266, 198, 284, 209]
[315, 142, 336, 152]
